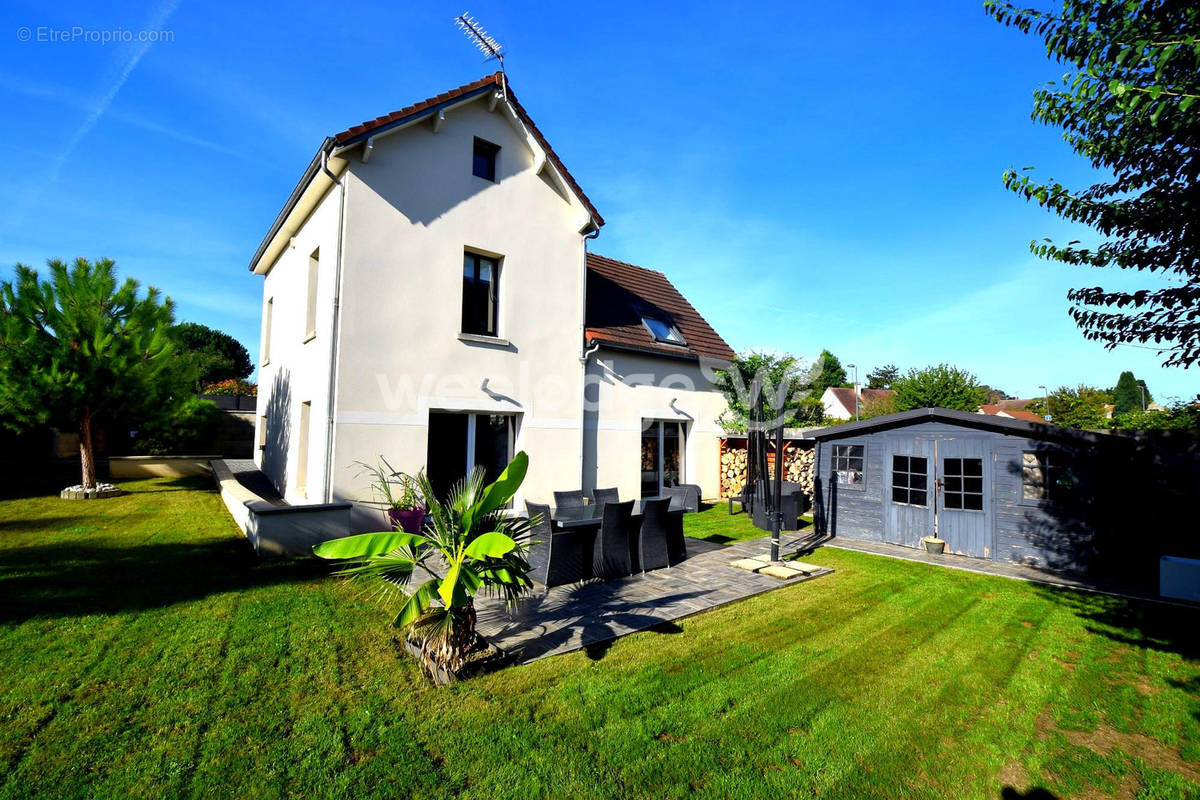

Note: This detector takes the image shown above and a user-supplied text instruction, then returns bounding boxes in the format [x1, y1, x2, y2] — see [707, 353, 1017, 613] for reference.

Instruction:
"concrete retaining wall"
[110, 455, 220, 479]
[211, 459, 352, 557]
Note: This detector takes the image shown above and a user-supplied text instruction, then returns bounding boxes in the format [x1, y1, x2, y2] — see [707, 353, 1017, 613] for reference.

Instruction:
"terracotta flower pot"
[387, 507, 426, 533]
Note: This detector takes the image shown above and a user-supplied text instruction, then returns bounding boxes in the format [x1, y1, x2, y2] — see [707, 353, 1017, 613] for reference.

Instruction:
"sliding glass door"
[427, 411, 516, 501]
[640, 419, 685, 498]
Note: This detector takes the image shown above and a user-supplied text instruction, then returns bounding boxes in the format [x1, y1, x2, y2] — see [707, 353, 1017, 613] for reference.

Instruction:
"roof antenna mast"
[454, 12, 507, 97]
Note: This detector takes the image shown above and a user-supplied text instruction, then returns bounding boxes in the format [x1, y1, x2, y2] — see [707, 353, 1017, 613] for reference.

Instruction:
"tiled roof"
[996, 398, 1033, 411]
[332, 73, 603, 227]
[584, 253, 735, 363]
[826, 387, 895, 411]
[981, 404, 1044, 423]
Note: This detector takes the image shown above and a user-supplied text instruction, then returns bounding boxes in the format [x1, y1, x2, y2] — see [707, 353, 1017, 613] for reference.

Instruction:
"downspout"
[578, 226, 601, 490]
[321, 146, 347, 503]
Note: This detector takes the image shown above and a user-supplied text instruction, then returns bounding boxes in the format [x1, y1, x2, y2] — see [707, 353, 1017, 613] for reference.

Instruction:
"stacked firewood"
[719, 445, 816, 500]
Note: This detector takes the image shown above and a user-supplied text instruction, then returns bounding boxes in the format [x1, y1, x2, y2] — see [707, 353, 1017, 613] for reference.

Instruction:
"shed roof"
[804, 407, 1117, 446]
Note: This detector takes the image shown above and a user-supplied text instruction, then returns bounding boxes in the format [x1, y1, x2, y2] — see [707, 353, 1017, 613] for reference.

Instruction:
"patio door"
[885, 437, 934, 547]
[427, 411, 516, 501]
[936, 438, 991, 558]
[640, 419, 684, 498]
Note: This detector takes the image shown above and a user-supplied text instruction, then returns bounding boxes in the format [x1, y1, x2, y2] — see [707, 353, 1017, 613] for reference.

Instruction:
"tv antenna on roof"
[455, 12, 505, 77]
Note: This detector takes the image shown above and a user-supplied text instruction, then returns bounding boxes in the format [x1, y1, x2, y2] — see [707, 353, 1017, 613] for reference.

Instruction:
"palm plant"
[314, 452, 536, 680]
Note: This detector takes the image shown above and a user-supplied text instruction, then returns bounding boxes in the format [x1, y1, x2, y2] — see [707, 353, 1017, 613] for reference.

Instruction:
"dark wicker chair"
[593, 499, 635, 579]
[638, 498, 673, 571]
[664, 484, 701, 512]
[553, 490, 586, 510]
[590, 487, 619, 508]
[526, 501, 589, 587]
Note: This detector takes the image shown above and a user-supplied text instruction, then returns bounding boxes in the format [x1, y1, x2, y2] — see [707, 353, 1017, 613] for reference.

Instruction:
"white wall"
[328, 97, 591, 523]
[583, 351, 729, 502]
[821, 387, 853, 420]
[254, 178, 343, 504]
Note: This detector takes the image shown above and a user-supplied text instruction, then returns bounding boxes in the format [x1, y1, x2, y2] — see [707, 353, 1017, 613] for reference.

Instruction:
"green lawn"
[1, 478, 1197, 799]
[685, 501, 812, 544]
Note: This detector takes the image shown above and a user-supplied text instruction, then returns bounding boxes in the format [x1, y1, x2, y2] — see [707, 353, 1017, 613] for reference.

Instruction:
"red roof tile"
[585, 253, 735, 363]
[826, 387, 895, 411]
[332, 73, 603, 227]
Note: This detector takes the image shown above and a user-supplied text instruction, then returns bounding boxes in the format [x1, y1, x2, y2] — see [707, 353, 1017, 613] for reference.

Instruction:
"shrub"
[132, 397, 223, 455]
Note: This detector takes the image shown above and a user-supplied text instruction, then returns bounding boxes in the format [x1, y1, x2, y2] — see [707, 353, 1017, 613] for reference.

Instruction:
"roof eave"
[804, 407, 1116, 445]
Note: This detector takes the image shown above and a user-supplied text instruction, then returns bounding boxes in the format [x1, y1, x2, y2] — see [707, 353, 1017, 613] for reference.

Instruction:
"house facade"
[820, 386, 896, 420]
[248, 74, 734, 526]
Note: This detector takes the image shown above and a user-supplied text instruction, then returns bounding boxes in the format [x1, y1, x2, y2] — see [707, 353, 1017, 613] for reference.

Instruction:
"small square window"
[1021, 451, 1076, 502]
[833, 444, 865, 486]
[641, 314, 686, 345]
[890, 453, 928, 506]
[473, 137, 499, 182]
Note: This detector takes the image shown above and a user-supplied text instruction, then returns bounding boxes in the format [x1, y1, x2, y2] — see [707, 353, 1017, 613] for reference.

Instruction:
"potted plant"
[922, 535, 946, 554]
[355, 457, 426, 533]
[316, 452, 536, 684]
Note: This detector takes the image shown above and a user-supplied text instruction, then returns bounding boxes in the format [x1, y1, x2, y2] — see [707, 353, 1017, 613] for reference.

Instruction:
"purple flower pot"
[387, 507, 426, 534]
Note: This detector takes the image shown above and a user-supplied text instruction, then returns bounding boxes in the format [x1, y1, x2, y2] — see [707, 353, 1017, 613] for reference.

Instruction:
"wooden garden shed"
[808, 408, 1127, 573]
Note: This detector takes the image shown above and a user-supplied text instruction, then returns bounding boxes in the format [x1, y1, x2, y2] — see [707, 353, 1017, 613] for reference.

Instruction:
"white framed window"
[296, 401, 311, 496]
[461, 251, 501, 337]
[262, 298, 273, 364]
[832, 444, 864, 487]
[890, 455, 927, 506]
[427, 411, 517, 502]
[304, 249, 319, 341]
[258, 415, 268, 449]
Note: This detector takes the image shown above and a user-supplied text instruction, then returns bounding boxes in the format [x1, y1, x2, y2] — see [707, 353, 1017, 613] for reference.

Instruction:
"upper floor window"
[832, 444, 864, 486]
[462, 252, 499, 336]
[304, 249, 319, 341]
[473, 137, 499, 182]
[262, 297, 273, 364]
[641, 313, 686, 345]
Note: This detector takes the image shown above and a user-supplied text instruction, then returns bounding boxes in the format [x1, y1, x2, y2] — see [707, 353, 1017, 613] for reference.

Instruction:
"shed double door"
[884, 436, 993, 558]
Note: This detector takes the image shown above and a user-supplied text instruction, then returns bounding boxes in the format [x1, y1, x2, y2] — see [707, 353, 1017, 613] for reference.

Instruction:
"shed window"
[461, 252, 500, 336]
[891, 455, 927, 506]
[1022, 452, 1076, 501]
[473, 137, 499, 182]
[943, 458, 984, 511]
[832, 444, 864, 485]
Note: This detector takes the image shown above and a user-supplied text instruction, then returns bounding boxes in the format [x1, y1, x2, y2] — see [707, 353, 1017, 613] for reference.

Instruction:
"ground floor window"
[427, 411, 516, 501]
[890, 454, 927, 506]
[641, 419, 684, 498]
[943, 457, 983, 510]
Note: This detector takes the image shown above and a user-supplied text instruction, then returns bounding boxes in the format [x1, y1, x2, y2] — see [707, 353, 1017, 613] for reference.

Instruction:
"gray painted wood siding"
[815, 420, 1099, 571]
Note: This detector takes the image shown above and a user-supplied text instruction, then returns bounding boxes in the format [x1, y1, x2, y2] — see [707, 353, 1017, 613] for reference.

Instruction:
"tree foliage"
[172, 321, 253, 386]
[0, 258, 192, 487]
[988, 0, 1200, 366]
[1026, 384, 1113, 429]
[1111, 370, 1150, 413]
[893, 364, 988, 412]
[866, 363, 900, 389]
[715, 351, 821, 430]
[810, 349, 849, 395]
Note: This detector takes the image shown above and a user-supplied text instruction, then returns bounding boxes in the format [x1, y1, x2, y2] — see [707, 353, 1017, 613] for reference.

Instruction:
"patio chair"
[553, 490, 586, 510]
[638, 498, 673, 571]
[727, 484, 754, 516]
[527, 501, 589, 587]
[664, 484, 701, 513]
[751, 481, 807, 532]
[590, 487, 619, 508]
[593, 499, 635, 579]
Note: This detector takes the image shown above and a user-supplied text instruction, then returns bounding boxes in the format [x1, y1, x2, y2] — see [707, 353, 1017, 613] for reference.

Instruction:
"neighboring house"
[821, 386, 896, 420]
[996, 398, 1034, 412]
[978, 404, 1044, 424]
[247, 73, 734, 525]
[809, 408, 1126, 572]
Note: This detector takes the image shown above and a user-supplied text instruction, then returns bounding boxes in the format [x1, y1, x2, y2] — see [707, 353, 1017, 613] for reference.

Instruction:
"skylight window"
[642, 314, 686, 345]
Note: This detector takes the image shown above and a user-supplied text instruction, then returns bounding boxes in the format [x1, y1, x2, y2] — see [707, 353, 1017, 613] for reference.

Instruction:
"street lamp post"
[1038, 385, 1050, 422]
[848, 363, 859, 421]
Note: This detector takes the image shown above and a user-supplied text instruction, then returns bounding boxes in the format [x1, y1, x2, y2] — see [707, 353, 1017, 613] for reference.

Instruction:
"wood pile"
[720, 442, 815, 500]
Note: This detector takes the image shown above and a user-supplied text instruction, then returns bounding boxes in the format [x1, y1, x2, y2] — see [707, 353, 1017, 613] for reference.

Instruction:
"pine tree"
[1112, 370, 1148, 414]
[0, 259, 193, 489]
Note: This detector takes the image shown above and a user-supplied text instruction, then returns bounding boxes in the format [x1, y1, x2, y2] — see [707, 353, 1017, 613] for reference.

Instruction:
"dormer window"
[473, 137, 499, 182]
[641, 313, 686, 345]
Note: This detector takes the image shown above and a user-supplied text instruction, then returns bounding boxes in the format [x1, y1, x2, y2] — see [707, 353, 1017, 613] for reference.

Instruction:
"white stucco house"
[820, 386, 896, 421]
[248, 73, 735, 527]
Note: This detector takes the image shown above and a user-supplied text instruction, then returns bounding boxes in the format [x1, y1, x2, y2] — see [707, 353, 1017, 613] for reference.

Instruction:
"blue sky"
[1, 0, 1194, 401]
